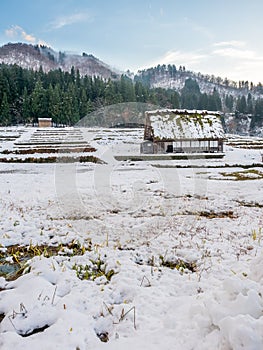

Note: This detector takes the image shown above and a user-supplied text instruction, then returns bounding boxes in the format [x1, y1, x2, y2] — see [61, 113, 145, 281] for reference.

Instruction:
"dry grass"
[220, 169, 263, 181]
[0, 240, 92, 281]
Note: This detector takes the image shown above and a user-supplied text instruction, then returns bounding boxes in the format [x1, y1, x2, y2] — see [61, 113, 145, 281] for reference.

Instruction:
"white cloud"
[4, 25, 51, 47]
[212, 40, 263, 66]
[50, 12, 91, 30]
[209, 42, 263, 82]
[150, 50, 207, 68]
[140, 42, 263, 83]
[5, 25, 36, 43]
[213, 40, 246, 48]
[211, 41, 263, 80]
[212, 47, 260, 60]
[5, 26, 17, 38]
[211, 40, 263, 65]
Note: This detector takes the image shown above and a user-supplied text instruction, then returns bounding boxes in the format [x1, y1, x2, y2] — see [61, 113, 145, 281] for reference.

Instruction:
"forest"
[0, 63, 263, 126]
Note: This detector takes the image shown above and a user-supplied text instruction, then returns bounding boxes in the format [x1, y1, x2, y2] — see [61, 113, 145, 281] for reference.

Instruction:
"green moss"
[175, 117, 184, 133]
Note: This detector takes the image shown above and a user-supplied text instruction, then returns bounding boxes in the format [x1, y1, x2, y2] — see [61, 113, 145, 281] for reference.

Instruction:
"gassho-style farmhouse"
[140, 109, 225, 154]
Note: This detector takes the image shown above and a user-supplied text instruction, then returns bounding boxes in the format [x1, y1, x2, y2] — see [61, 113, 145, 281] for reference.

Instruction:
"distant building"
[141, 109, 225, 154]
[38, 118, 52, 128]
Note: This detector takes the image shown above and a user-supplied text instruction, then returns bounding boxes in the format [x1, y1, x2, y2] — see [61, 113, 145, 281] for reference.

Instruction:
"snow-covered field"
[0, 127, 263, 349]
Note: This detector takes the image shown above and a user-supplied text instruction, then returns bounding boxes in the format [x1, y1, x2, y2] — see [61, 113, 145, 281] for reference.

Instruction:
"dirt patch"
[0, 155, 103, 163]
[182, 210, 237, 219]
[2, 147, 96, 154]
[237, 200, 263, 208]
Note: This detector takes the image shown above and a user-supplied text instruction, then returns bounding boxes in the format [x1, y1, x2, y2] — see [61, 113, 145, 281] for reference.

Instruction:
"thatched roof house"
[141, 109, 225, 154]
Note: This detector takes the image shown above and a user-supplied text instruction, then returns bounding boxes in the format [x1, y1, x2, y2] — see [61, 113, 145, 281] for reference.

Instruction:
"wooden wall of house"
[38, 119, 52, 127]
[152, 139, 224, 154]
[141, 141, 154, 154]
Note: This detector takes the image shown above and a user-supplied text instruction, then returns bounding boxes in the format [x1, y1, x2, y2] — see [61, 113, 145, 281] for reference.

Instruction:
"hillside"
[135, 65, 263, 100]
[0, 43, 119, 79]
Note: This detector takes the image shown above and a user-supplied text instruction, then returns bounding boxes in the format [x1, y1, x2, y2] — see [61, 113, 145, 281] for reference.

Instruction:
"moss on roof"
[145, 109, 225, 141]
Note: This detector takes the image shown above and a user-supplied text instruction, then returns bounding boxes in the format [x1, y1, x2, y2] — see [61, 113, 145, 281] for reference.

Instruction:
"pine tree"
[236, 95, 247, 113]
[254, 99, 263, 117]
[31, 80, 47, 121]
[170, 91, 180, 108]
[247, 93, 254, 114]
[181, 78, 201, 109]
[120, 75, 136, 102]
[48, 84, 61, 125]
[0, 92, 11, 125]
[225, 95, 234, 112]
[21, 87, 31, 124]
[198, 93, 209, 110]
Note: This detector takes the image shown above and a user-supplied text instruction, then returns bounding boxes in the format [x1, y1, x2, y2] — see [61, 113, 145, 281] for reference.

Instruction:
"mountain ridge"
[134, 65, 263, 101]
[1, 42, 263, 101]
[0, 42, 119, 79]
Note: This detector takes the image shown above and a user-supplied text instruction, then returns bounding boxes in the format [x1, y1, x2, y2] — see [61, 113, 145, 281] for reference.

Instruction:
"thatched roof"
[145, 109, 225, 141]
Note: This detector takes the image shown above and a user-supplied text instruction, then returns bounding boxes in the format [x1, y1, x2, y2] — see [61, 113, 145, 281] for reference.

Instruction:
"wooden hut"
[141, 109, 225, 154]
[38, 118, 52, 128]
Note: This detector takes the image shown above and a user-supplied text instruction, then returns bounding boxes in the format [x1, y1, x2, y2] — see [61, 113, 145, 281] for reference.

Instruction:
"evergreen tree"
[247, 93, 254, 114]
[79, 87, 88, 117]
[236, 95, 247, 113]
[135, 81, 146, 102]
[181, 78, 201, 109]
[48, 84, 61, 125]
[31, 80, 47, 121]
[120, 75, 136, 102]
[21, 87, 31, 123]
[207, 94, 217, 111]
[198, 93, 209, 110]
[0, 92, 11, 125]
[254, 99, 263, 117]
[211, 89, 222, 111]
[170, 91, 180, 108]
[225, 95, 234, 112]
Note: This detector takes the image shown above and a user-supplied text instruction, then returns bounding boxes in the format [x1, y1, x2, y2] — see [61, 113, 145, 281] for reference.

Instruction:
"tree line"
[0, 64, 181, 126]
[0, 63, 263, 126]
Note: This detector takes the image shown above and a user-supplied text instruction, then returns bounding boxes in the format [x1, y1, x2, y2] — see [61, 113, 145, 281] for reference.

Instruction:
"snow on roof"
[146, 109, 225, 140]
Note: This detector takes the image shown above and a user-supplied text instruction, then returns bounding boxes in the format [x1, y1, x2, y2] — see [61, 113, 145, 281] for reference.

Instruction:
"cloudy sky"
[1, 0, 263, 83]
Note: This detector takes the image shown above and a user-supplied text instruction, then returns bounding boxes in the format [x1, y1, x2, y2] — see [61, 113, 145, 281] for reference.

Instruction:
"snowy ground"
[0, 127, 263, 349]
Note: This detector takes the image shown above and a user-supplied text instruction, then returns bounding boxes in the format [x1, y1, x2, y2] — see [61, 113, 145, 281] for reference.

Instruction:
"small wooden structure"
[141, 109, 225, 154]
[38, 118, 52, 128]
